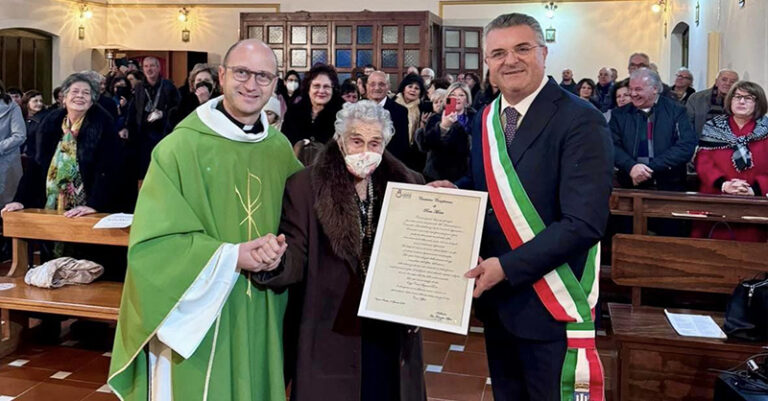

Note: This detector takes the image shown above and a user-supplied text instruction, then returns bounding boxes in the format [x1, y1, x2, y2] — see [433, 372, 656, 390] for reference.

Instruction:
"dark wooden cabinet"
[241, 11, 442, 88]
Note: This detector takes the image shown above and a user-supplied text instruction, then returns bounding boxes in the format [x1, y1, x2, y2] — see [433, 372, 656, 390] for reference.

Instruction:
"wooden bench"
[0, 209, 128, 341]
[610, 188, 768, 237]
[610, 234, 768, 401]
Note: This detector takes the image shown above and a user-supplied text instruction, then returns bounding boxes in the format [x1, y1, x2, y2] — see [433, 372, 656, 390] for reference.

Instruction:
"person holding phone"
[169, 64, 220, 130]
[415, 81, 475, 181]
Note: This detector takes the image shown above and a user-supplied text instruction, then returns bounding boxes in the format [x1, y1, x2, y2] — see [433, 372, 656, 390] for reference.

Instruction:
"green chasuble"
[108, 103, 302, 401]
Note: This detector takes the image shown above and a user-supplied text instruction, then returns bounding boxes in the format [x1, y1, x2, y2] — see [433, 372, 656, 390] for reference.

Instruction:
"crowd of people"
[0, 9, 766, 401]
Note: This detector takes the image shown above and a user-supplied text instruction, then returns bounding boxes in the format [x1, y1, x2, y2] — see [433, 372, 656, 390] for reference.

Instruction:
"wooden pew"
[0, 209, 128, 341]
[609, 234, 768, 401]
[610, 188, 768, 236]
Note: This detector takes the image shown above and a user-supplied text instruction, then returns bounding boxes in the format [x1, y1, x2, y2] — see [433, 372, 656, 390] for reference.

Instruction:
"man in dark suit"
[126, 56, 180, 183]
[430, 13, 613, 401]
[365, 71, 409, 162]
[610, 67, 697, 191]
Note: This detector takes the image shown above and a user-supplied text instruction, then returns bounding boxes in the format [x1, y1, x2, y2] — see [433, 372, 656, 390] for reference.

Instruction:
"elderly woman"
[282, 64, 344, 145]
[3, 72, 122, 218]
[256, 100, 425, 401]
[417, 81, 475, 182]
[693, 81, 768, 242]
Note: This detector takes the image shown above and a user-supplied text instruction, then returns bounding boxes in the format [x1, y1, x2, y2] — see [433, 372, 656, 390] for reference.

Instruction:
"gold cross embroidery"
[235, 169, 264, 297]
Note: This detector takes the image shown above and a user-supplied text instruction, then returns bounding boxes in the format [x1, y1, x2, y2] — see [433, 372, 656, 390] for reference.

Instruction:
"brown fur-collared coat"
[259, 141, 426, 401]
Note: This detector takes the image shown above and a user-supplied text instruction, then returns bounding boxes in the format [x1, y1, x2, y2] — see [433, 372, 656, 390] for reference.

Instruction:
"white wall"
[440, 1, 662, 83]
[0, 0, 108, 88]
[8, 0, 764, 93]
[659, 0, 767, 90]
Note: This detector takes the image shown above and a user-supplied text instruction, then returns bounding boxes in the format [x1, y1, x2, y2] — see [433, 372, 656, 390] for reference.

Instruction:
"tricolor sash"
[481, 97, 604, 401]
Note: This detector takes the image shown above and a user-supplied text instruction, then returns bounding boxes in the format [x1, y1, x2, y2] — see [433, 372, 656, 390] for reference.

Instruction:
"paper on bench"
[93, 213, 133, 229]
[664, 309, 727, 339]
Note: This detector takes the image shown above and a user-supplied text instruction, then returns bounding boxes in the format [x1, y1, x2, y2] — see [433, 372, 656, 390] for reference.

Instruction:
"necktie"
[503, 107, 520, 146]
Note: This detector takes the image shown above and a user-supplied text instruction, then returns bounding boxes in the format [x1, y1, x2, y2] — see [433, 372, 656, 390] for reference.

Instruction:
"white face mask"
[340, 142, 382, 178]
[286, 81, 299, 92]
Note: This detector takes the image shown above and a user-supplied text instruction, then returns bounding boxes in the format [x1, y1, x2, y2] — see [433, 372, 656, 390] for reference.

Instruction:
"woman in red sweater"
[693, 80, 768, 241]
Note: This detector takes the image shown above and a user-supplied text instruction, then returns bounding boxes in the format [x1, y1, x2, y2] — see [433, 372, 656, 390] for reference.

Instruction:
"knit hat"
[264, 95, 281, 119]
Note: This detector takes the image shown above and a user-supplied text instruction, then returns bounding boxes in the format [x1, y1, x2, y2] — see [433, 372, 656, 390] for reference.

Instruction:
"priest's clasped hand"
[465, 257, 506, 298]
[237, 233, 287, 272]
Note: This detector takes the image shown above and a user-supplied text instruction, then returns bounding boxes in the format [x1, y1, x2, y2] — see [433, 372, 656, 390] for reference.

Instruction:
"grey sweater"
[0, 100, 26, 204]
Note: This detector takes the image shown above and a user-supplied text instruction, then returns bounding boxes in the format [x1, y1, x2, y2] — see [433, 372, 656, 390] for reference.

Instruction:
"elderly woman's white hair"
[333, 100, 395, 145]
[430, 88, 448, 104]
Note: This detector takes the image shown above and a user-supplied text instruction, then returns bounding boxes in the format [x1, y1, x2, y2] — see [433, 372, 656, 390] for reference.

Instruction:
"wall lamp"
[545, 2, 557, 19]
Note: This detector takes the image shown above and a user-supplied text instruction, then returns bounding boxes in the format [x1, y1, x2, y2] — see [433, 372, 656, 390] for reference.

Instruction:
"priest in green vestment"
[108, 39, 303, 401]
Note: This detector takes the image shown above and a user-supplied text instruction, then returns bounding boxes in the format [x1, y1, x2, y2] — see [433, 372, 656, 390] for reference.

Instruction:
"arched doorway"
[0, 28, 53, 103]
[669, 22, 690, 78]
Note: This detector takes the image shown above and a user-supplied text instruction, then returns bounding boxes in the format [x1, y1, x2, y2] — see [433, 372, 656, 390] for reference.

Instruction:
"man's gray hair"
[629, 68, 663, 93]
[628, 52, 650, 65]
[421, 68, 435, 79]
[333, 100, 395, 145]
[676, 67, 693, 82]
[142, 56, 160, 67]
[717, 68, 739, 80]
[61, 72, 100, 103]
[484, 13, 545, 46]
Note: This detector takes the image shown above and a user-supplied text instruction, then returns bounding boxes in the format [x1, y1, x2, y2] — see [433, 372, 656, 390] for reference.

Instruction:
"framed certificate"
[358, 182, 487, 334]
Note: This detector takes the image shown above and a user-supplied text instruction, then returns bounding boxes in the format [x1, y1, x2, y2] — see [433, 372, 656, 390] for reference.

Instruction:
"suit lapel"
[508, 79, 562, 166]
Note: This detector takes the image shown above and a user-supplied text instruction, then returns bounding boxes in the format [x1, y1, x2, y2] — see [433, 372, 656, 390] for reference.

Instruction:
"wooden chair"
[0, 209, 127, 341]
[609, 234, 768, 401]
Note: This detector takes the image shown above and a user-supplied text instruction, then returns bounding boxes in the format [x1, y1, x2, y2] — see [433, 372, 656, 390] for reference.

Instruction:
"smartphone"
[444, 97, 457, 115]
[418, 100, 434, 114]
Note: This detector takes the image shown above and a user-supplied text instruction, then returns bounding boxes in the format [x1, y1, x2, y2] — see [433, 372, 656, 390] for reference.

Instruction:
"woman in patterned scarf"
[3, 72, 122, 219]
[693, 80, 768, 241]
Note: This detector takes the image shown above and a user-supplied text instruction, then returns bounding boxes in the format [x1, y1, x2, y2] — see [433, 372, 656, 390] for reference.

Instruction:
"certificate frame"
[357, 182, 487, 334]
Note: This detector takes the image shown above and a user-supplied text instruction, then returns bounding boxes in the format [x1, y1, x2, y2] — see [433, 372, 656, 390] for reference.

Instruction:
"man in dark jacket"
[126, 56, 180, 182]
[595, 67, 614, 112]
[559, 68, 577, 94]
[432, 13, 613, 401]
[610, 68, 697, 191]
[365, 71, 409, 162]
[686, 69, 739, 137]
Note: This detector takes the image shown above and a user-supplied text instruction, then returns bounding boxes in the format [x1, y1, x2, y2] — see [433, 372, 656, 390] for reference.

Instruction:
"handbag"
[724, 273, 768, 342]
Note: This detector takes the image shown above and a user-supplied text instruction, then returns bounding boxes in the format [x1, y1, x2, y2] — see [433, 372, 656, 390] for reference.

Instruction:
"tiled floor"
[0, 324, 617, 401]
[421, 326, 495, 401]
[0, 343, 117, 401]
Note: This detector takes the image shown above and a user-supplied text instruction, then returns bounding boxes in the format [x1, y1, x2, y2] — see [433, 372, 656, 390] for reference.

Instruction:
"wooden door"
[442, 26, 483, 80]
[0, 29, 53, 103]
